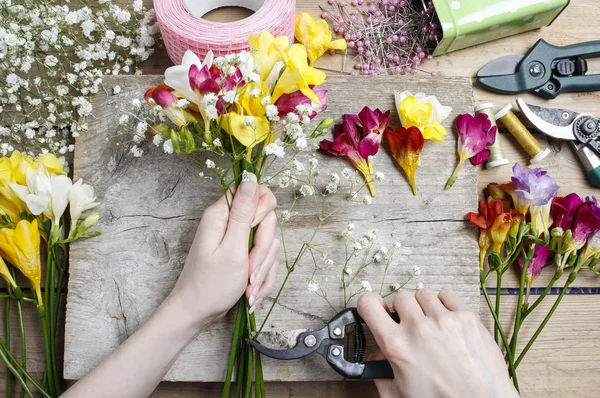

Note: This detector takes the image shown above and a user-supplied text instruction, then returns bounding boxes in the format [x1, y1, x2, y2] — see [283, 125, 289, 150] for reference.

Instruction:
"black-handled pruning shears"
[247, 308, 399, 380]
[477, 39, 600, 99]
[516, 98, 600, 188]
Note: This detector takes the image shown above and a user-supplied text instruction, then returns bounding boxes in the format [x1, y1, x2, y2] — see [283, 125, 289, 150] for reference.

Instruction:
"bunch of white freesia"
[0, 0, 158, 157]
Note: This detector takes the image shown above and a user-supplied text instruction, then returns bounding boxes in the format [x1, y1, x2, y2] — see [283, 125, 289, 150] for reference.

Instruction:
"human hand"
[357, 290, 519, 398]
[168, 174, 280, 330]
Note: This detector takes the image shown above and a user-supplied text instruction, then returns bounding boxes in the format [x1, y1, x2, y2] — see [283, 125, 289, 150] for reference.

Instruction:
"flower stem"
[0, 338, 50, 398]
[0, 343, 33, 398]
[4, 295, 12, 398]
[514, 270, 576, 369]
[223, 299, 246, 398]
[445, 155, 467, 189]
[523, 272, 561, 317]
[494, 271, 502, 343]
[510, 250, 531, 363]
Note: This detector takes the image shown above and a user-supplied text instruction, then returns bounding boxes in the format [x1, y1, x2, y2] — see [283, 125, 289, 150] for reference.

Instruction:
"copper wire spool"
[495, 104, 551, 164]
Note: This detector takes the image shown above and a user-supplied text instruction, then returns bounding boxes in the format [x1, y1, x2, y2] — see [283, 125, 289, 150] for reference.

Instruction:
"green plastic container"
[431, 0, 571, 56]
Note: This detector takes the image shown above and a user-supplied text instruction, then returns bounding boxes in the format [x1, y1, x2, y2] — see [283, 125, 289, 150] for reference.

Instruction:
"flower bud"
[309, 118, 334, 139]
[560, 229, 572, 253]
[551, 227, 564, 238]
[171, 130, 181, 154]
[76, 212, 99, 236]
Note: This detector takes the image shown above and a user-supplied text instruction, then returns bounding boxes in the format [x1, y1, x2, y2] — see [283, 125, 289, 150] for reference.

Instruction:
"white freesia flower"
[164, 50, 214, 105]
[69, 179, 99, 229]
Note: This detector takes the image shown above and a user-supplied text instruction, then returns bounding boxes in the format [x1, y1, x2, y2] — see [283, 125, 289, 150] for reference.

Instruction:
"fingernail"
[251, 212, 266, 228]
[250, 273, 256, 285]
[249, 295, 255, 307]
[249, 304, 257, 314]
[238, 172, 257, 198]
[250, 298, 263, 314]
[256, 298, 263, 308]
[251, 285, 259, 297]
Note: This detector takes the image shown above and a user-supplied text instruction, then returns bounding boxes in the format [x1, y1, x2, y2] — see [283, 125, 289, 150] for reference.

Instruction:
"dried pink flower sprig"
[320, 0, 440, 76]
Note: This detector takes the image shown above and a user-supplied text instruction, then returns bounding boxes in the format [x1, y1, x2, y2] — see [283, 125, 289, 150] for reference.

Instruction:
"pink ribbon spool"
[155, 0, 297, 64]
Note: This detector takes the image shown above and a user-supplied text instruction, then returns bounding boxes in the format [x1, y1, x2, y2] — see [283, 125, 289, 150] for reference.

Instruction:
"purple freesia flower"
[519, 244, 551, 283]
[550, 193, 582, 231]
[356, 107, 392, 158]
[511, 163, 560, 209]
[456, 113, 497, 165]
[570, 202, 600, 250]
[188, 64, 220, 96]
[275, 87, 328, 119]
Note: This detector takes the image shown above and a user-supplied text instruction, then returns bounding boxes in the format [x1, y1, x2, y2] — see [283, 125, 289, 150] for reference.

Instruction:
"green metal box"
[432, 0, 571, 56]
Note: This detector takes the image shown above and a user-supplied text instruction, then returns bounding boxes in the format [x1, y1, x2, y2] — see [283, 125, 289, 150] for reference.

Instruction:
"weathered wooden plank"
[64, 74, 478, 382]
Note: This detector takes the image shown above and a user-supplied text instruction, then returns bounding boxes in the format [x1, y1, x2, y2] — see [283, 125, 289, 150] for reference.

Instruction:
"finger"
[251, 237, 280, 286]
[252, 185, 277, 228]
[438, 290, 471, 312]
[248, 212, 277, 279]
[414, 288, 448, 318]
[222, 174, 259, 247]
[392, 291, 424, 323]
[357, 293, 397, 349]
[256, 260, 279, 300]
[195, 193, 230, 250]
[368, 350, 387, 361]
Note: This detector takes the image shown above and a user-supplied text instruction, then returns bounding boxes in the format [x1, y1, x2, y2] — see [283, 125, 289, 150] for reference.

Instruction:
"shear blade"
[516, 98, 577, 141]
[477, 54, 523, 77]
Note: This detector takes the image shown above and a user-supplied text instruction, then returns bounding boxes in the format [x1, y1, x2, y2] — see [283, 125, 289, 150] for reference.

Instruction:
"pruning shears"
[516, 98, 600, 188]
[477, 39, 600, 99]
[247, 308, 399, 380]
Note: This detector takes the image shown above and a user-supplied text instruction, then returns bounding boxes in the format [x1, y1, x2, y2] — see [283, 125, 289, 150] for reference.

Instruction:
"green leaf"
[489, 252, 502, 271]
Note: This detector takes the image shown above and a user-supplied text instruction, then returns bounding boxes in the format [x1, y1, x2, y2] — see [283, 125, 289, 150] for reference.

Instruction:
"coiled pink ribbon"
[155, 0, 297, 64]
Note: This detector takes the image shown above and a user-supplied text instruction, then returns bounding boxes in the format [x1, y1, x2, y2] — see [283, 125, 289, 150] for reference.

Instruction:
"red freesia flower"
[385, 126, 424, 195]
[275, 87, 328, 120]
[550, 193, 583, 231]
[467, 197, 505, 268]
[320, 106, 391, 197]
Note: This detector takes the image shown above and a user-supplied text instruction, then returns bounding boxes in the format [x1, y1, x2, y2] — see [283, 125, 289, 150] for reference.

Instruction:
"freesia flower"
[238, 82, 269, 117]
[69, 179, 100, 232]
[446, 113, 497, 189]
[34, 153, 67, 177]
[580, 229, 600, 265]
[219, 112, 270, 148]
[149, 89, 197, 127]
[511, 163, 560, 236]
[294, 12, 347, 66]
[490, 212, 513, 253]
[248, 32, 289, 82]
[275, 87, 328, 120]
[467, 197, 505, 267]
[519, 244, 551, 283]
[385, 126, 424, 195]
[0, 219, 42, 305]
[0, 256, 18, 291]
[320, 107, 390, 197]
[272, 44, 327, 104]
[568, 202, 600, 250]
[10, 164, 73, 226]
[395, 91, 452, 142]
[164, 50, 214, 104]
[551, 193, 582, 231]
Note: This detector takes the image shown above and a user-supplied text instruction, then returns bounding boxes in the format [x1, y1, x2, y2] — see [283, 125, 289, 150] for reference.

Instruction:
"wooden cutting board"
[64, 74, 478, 382]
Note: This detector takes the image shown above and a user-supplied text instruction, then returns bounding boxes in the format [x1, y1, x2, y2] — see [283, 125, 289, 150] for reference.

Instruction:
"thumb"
[223, 173, 259, 247]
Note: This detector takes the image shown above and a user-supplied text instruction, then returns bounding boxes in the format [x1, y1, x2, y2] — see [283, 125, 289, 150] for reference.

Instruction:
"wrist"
[163, 290, 214, 337]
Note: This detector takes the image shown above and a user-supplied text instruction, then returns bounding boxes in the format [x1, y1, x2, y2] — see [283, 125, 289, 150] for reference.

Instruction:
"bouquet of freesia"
[0, 151, 100, 397]
[133, 27, 341, 396]
[470, 163, 600, 393]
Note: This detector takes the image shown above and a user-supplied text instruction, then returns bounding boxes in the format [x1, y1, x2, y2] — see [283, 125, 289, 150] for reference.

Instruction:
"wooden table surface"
[2, 0, 600, 396]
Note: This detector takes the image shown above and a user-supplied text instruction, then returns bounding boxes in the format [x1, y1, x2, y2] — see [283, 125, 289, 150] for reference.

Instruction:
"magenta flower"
[189, 64, 220, 97]
[551, 193, 583, 231]
[275, 87, 328, 120]
[150, 89, 197, 127]
[569, 202, 600, 250]
[320, 107, 390, 197]
[446, 113, 497, 189]
[519, 244, 551, 283]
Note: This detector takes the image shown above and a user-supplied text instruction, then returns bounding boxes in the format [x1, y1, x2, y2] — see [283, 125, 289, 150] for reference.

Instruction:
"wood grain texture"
[63, 74, 478, 382]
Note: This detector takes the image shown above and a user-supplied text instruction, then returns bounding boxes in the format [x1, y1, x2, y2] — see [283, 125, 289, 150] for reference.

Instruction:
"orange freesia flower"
[468, 197, 504, 268]
[385, 126, 424, 195]
[490, 213, 513, 253]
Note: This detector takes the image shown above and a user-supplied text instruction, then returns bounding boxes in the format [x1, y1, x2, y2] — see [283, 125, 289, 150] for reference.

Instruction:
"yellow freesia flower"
[272, 44, 327, 104]
[295, 12, 347, 66]
[0, 256, 18, 290]
[248, 32, 289, 82]
[0, 219, 42, 305]
[0, 152, 31, 220]
[34, 153, 66, 176]
[395, 91, 452, 143]
[238, 82, 269, 117]
[220, 112, 270, 148]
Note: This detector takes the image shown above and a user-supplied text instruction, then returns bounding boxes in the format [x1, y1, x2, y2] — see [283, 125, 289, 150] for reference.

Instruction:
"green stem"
[445, 155, 466, 189]
[256, 269, 292, 336]
[0, 344, 33, 398]
[244, 302, 253, 398]
[5, 296, 12, 398]
[494, 271, 502, 343]
[0, 338, 51, 398]
[223, 300, 246, 398]
[510, 249, 531, 360]
[16, 300, 26, 398]
[514, 271, 576, 369]
[523, 271, 561, 318]
[40, 314, 56, 397]
[481, 272, 519, 392]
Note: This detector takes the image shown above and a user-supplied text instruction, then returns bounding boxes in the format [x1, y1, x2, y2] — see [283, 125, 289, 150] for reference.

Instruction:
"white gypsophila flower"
[201, 93, 218, 106]
[366, 230, 377, 241]
[344, 267, 353, 275]
[152, 135, 163, 146]
[261, 96, 271, 105]
[130, 146, 143, 157]
[375, 171, 385, 181]
[412, 265, 421, 276]
[280, 210, 291, 222]
[325, 259, 334, 266]
[222, 90, 239, 104]
[307, 280, 319, 293]
[342, 168, 353, 179]
[391, 283, 401, 291]
[361, 281, 372, 292]
[292, 160, 305, 173]
[213, 138, 221, 147]
[163, 139, 174, 154]
[329, 173, 340, 184]
[119, 115, 129, 125]
[264, 140, 285, 159]
[352, 241, 363, 251]
[205, 159, 216, 169]
[266, 104, 279, 120]
[176, 98, 189, 108]
[416, 282, 424, 290]
[374, 253, 382, 262]
[325, 183, 338, 194]
[393, 242, 402, 249]
[44, 55, 58, 67]
[363, 195, 372, 205]
[299, 184, 314, 197]
[113, 85, 121, 94]
[244, 116, 255, 127]
[295, 136, 307, 150]
[205, 105, 218, 121]
[308, 157, 318, 168]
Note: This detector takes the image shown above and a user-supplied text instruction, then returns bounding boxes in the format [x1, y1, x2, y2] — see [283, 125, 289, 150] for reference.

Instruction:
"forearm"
[63, 295, 208, 398]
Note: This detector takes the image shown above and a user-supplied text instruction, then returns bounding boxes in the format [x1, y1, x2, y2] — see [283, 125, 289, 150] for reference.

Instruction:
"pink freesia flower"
[188, 64, 220, 97]
[569, 202, 600, 250]
[320, 107, 390, 197]
[151, 89, 196, 127]
[519, 244, 551, 283]
[551, 193, 583, 231]
[446, 113, 497, 189]
[275, 87, 328, 120]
